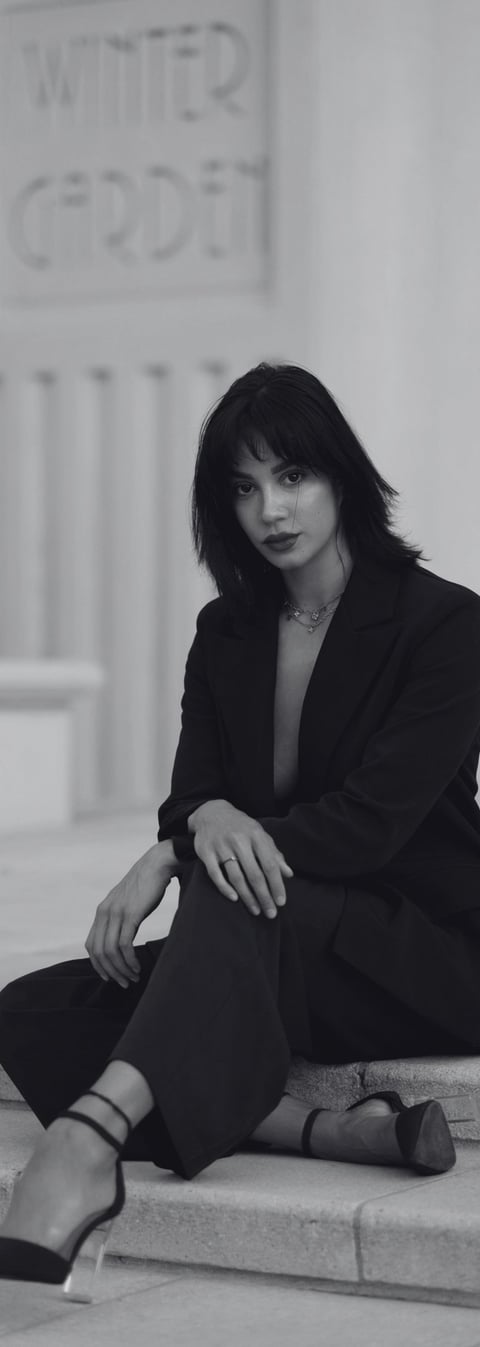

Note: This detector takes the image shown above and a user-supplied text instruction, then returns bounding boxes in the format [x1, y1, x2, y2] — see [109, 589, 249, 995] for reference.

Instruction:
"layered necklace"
[282, 590, 345, 634]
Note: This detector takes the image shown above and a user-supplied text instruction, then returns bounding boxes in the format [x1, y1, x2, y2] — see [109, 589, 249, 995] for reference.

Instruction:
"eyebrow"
[228, 461, 295, 480]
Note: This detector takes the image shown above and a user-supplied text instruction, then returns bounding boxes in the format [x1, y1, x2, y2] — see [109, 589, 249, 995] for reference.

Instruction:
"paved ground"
[2, 812, 480, 1344]
[3, 1259, 480, 1346]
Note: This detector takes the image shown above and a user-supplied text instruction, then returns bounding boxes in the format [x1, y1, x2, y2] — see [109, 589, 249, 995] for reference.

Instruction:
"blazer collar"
[210, 555, 403, 813]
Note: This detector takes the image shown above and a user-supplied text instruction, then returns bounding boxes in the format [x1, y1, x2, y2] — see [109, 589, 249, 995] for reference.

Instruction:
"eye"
[232, 468, 305, 498]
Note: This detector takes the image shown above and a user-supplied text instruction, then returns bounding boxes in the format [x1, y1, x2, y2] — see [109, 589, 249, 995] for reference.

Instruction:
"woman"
[1, 361, 480, 1300]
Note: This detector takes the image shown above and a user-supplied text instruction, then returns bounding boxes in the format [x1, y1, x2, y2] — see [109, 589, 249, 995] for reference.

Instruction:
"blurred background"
[0, 0, 479, 832]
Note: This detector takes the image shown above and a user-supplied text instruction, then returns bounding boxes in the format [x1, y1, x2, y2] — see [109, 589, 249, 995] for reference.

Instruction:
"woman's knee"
[275, 878, 347, 968]
[178, 858, 223, 906]
[0, 971, 34, 1012]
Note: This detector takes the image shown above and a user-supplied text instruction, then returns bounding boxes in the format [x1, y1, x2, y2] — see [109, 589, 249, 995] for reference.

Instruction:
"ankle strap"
[55, 1108, 125, 1154]
[301, 1107, 324, 1156]
[83, 1090, 132, 1137]
[54, 1089, 133, 1155]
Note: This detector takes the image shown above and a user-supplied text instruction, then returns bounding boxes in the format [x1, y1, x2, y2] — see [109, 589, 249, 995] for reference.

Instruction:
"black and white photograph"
[1, 1, 480, 1343]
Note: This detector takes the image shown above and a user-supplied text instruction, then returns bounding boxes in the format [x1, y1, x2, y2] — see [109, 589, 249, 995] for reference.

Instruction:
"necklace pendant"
[311, 610, 320, 622]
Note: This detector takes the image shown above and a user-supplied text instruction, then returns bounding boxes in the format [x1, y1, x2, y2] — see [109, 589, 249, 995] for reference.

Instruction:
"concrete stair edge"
[2, 1054, 480, 1139]
[1, 1106, 480, 1309]
[287, 1054, 480, 1140]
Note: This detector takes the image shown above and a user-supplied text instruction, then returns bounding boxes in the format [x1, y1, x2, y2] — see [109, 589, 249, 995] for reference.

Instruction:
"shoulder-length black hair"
[190, 362, 430, 623]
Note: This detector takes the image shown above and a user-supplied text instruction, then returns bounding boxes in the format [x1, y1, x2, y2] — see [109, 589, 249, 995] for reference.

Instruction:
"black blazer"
[157, 554, 480, 925]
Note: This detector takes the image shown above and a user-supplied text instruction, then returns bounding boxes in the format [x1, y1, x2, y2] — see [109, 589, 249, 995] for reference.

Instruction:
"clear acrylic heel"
[63, 1218, 113, 1303]
[0, 1090, 132, 1300]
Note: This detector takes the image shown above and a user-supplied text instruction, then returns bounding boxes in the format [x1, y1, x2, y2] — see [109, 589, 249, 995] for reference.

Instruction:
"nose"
[258, 488, 289, 525]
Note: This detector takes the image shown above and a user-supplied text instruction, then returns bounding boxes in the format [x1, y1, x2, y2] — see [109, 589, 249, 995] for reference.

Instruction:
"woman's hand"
[187, 799, 294, 919]
[85, 842, 176, 987]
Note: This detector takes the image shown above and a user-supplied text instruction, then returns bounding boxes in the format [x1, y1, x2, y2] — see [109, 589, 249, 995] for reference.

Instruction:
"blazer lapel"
[210, 556, 403, 815]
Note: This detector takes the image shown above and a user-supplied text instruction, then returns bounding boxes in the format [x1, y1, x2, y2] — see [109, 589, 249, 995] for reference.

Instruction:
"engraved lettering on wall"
[2, 3, 270, 297]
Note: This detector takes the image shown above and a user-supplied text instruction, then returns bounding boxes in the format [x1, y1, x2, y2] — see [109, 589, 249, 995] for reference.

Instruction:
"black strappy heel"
[345, 1090, 456, 1175]
[0, 1089, 132, 1302]
[300, 1089, 456, 1175]
[244, 1088, 456, 1174]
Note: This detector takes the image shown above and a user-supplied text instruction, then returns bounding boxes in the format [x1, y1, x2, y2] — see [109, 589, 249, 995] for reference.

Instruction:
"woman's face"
[229, 440, 343, 577]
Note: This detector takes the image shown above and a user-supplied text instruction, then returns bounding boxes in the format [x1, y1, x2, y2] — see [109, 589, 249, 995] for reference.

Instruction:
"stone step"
[2, 1055, 480, 1137]
[3, 813, 480, 1309]
[286, 1055, 480, 1141]
[1, 1105, 480, 1307]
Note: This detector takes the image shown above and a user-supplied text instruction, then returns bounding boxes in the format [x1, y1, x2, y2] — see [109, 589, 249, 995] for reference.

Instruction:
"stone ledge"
[286, 1055, 480, 1141]
[2, 1055, 480, 1139]
[0, 659, 105, 830]
[2, 1107, 480, 1306]
[0, 660, 104, 707]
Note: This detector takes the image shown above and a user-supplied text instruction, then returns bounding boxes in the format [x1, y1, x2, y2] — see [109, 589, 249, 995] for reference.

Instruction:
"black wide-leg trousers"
[0, 860, 478, 1180]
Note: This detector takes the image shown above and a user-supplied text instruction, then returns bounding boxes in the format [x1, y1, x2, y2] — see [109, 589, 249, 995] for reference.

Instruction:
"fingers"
[258, 856, 293, 914]
[203, 857, 243, 905]
[85, 909, 141, 988]
[233, 847, 293, 918]
[197, 853, 271, 917]
[218, 850, 293, 919]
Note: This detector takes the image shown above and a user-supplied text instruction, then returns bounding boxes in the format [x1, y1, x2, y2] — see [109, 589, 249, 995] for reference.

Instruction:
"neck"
[283, 554, 353, 613]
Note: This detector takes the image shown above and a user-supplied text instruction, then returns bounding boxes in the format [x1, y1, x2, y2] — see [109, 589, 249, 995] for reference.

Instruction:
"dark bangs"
[189, 362, 429, 624]
[205, 368, 337, 488]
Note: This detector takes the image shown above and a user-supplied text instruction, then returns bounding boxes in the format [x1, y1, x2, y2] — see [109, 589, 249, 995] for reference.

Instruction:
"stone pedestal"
[0, 661, 104, 830]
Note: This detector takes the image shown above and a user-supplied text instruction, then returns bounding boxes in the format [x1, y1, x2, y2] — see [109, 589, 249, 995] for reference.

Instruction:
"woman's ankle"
[249, 1093, 318, 1153]
[89, 1061, 155, 1129]
[248, 1095, 403, 1165]
[50, 1093, 128, 1158]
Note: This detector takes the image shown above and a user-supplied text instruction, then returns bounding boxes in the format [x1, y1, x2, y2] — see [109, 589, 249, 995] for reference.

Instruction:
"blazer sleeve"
[156, 606, 230, 864]
[257, 597, 480, 879]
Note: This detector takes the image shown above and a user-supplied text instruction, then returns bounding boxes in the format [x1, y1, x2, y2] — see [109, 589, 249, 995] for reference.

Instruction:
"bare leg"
[248, 1092, 404, 1165]
[0, 1060, 154, 1251]
[84, 1059, 155, 1129]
